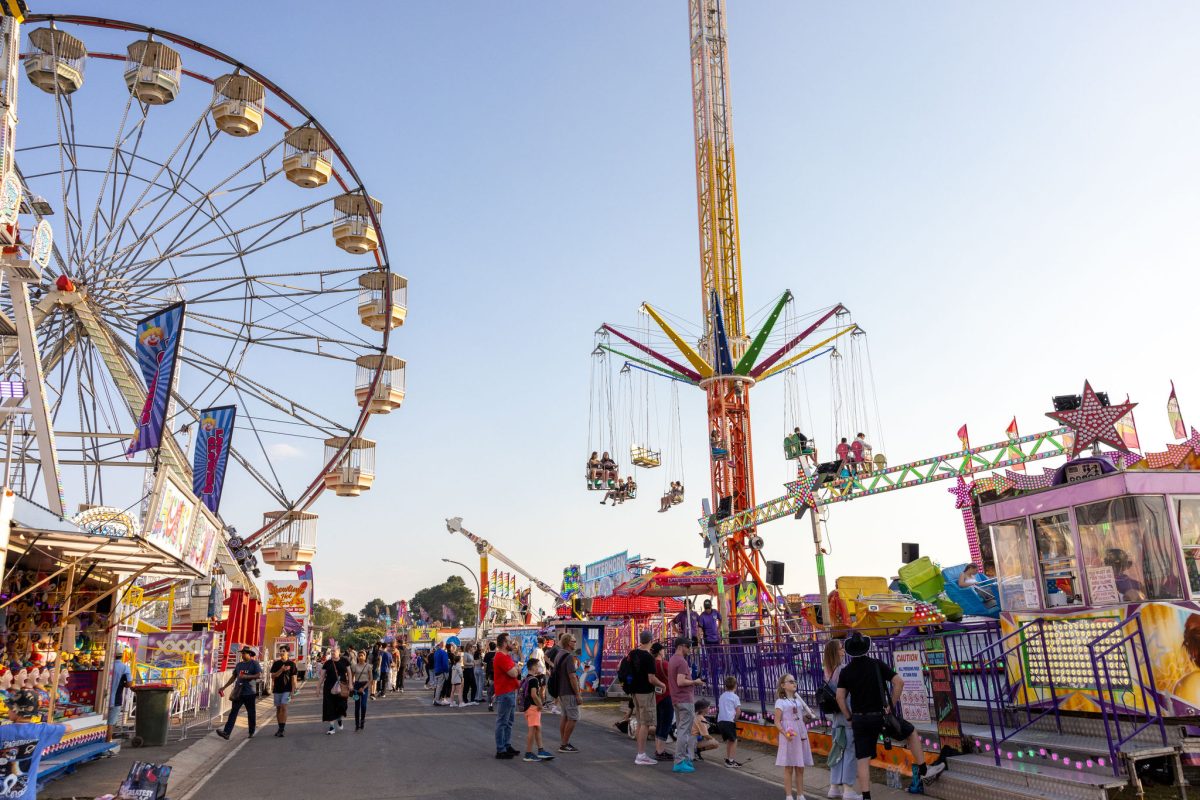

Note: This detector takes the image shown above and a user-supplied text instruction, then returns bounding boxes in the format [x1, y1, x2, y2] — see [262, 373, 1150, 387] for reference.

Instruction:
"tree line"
[311, 574, 478, 650]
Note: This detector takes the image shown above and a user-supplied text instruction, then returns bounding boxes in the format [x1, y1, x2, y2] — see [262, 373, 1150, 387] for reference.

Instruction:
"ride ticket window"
[1032, 512, 1084, 608]
[990, 518, 1038, 611]
[1077, 496, 1183, 604]
[1175, 497, 1200, 596]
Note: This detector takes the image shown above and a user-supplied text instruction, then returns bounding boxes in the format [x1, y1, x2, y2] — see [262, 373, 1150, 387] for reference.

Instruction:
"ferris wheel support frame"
[17, 13, 396, 548]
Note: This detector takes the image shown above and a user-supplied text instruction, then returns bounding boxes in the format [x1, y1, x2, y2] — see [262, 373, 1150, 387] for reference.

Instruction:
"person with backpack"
[541, 637, 560, 715]
[821, 638, 855, 797]
[836, 632, 944, 798]
[519, 657, 555, 762]
[626, 630, 665, 766]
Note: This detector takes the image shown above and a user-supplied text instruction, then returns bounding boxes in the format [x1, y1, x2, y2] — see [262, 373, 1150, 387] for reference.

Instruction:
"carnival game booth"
[979, 455, 1200, 778]
[0, 494, 205, 786]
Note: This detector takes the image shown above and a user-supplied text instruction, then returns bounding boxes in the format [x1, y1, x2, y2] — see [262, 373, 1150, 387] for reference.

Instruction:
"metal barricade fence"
[114, 670, 234, 742]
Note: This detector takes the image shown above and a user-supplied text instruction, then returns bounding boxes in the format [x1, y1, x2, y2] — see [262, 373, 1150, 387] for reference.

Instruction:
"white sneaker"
[634, 753, 657, 766]
[926, 762, 946, 780]
[841, 791, 863, 800]
[827, 787, 844, 799]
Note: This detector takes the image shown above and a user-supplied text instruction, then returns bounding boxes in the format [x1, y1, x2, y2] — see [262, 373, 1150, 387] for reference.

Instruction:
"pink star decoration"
[948, 476, 974, 509]
[1045, 381, 1137, 459]
[1144, 427, 1200, 469]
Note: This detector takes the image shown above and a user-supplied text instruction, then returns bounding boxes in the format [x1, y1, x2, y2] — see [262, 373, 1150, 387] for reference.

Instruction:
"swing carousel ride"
[0, 13, 404, 575]
[586, 0, 884, 616]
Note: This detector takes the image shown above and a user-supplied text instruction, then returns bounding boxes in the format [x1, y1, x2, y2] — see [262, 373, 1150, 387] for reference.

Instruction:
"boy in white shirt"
[717, 675, 742, 768]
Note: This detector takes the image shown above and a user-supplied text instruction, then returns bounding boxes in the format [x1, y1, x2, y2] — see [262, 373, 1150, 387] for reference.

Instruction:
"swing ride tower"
[688, 0, 758, 594]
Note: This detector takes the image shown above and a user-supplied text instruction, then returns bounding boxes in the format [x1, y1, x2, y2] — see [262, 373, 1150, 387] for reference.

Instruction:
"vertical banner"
[128, 302, 185, 456]
[192, 405, 236, 513]
[924, 636, 966, 752]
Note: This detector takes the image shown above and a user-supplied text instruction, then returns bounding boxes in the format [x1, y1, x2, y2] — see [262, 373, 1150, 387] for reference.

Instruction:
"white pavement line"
[176, 736, 250, 800]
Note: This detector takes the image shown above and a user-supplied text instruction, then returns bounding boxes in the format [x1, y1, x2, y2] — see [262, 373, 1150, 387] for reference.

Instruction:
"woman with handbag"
[350, 649, 373, 730]
[821, 639, 856, 799]
[322, 646, 351, 735]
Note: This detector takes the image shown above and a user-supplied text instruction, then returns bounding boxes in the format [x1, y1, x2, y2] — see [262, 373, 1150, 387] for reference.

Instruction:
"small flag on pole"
[1005, 417, 1025, 472]
[957, 424, 970, 451]
[1169, 381, 1186, 439]
[1116, 394, 1140, 450]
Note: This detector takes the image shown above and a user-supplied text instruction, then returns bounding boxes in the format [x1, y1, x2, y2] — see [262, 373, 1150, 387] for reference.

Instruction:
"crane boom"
[445, 517, 559, 598]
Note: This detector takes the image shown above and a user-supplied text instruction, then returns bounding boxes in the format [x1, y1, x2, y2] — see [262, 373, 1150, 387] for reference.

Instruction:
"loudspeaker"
[729, 627, 758, 644]
[765, 560, 785, 585]
[902, 543, 919, 564]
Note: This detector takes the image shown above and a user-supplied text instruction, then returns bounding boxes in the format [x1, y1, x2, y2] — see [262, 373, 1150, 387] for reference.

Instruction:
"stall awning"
[8, 496, 203, 580]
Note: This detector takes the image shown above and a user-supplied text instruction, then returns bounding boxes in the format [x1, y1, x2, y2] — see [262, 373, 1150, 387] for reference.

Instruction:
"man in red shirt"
[492, 633, 520, 759]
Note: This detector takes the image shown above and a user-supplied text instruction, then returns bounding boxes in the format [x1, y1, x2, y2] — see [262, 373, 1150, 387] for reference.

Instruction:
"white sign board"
[1086, 565, 1121, 605]
[894, 650, 930, 723]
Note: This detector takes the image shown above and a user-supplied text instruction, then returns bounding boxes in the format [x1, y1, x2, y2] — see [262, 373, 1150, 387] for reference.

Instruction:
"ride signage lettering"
[265, 580, 309, 615]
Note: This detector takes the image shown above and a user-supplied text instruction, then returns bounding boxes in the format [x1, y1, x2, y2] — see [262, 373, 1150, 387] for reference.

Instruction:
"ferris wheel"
[3, 14, 405, 567]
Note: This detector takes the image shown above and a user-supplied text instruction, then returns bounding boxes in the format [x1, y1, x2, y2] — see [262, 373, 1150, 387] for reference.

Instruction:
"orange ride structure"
[593, 0, 854, 620]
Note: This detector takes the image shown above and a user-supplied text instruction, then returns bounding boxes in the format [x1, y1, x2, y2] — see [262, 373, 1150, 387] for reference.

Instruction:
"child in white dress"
[774, 673, 815, 800]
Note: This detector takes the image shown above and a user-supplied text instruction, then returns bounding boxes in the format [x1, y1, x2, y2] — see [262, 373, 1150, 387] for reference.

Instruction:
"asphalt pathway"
[188, 687, 780, 799]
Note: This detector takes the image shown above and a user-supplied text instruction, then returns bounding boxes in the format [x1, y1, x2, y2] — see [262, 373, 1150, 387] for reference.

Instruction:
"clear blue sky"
[57, 1, 1200, 612]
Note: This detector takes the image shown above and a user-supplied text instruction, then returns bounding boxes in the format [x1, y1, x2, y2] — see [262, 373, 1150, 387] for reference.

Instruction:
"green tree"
[312, 598, 346, 643]
[359, 598, 389, 625]
[411, 575, 476, 625]
[342, 625, 386, 652]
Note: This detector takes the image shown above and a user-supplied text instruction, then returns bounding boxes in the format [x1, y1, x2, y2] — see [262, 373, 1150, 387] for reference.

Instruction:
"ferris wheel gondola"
[5, 14, 405, 569]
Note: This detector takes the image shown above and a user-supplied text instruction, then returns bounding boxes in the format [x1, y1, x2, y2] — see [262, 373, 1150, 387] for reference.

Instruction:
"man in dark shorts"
[836, 632, 943, 797]
[269, 645, 297, 737]
[553, 633, 581, 753]
[627, 630, 665, 765]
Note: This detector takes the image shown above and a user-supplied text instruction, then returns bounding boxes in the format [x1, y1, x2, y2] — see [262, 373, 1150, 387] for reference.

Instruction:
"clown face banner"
[127, 302, 185, 456]
[192, 405, 236, 513]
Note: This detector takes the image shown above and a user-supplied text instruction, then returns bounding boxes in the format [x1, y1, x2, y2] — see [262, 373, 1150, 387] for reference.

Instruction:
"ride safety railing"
[976, 618, 1066, 767]
[1086, 612, 1168, 776]
[695, 620, 1005, 723]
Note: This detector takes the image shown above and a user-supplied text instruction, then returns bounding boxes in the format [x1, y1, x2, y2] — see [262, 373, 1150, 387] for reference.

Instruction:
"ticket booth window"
[1032, 512, 1084, 608]
[1077, 495, 1182, 603]
[991, 518, 1038, 611]
[1176, 497, 1200, 596]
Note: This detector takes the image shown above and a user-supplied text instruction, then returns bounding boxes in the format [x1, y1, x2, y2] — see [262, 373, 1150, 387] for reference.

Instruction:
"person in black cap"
[835, 632, 943, 798]
[216, 646, 263, 740]
[698, 599, 722, 647]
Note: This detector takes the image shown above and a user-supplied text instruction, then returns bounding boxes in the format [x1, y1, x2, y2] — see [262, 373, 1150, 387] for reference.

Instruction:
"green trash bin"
[131, 683, 173, 747]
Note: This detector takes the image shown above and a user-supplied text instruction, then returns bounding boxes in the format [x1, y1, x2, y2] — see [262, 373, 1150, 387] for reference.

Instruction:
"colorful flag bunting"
[1005, 417, 1025, 472]
[1169, 381, 1186, 439]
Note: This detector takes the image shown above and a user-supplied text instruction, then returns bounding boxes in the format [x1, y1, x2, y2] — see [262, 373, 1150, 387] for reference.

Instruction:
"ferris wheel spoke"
[231, 384, 290, 503]
[250, 286, 376, 357]
[84, 103, 215, 277]
[96, 137, 285, 285]
[175, 343, 349, 436]
[100, 117, 151, 265]
[187, 310, 368, 358]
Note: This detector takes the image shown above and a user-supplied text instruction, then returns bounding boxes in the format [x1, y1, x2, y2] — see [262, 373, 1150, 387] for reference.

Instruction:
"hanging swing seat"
[783, 434, 814, 460]
[630, 445, 661, 468]
[671, 490, 684, 506]
[586, 477, 619, 491]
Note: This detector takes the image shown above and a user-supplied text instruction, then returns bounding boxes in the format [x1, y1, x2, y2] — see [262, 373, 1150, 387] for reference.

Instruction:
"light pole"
[441, 558, 482, 632]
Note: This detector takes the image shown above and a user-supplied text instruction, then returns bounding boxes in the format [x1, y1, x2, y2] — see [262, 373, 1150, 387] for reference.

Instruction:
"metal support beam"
[734, 290, 790, 375]
[642, 302, 712, 378]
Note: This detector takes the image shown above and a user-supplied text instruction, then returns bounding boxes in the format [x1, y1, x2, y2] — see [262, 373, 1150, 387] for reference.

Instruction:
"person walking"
[668, 636, 706, 773]
[492, 633, 520, 759]
[396, 640, 408, 693]
[424, 648, 435, 687]
[652, 641, 674, 761]
[376, 642, 392, 699]
[472, 644, 484, 703]
[822, 638, 856, 797]
[836, 632, 943, 798]
[432, 641, 450, 706]
[321, 647, 350, 735]
[216, 646, 262, 740]
[541, 636, 560, 715]
[269, 645, 298, 738]
[627, 630, 665, 766]
[774, 673, 815, 800]
[462, 645, 478, 704]
[483, 640, 497, 711]
[552, 633, 581, 753]
[350, 649, 373, 730]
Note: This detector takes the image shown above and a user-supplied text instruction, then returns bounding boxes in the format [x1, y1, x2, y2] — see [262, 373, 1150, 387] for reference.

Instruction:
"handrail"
[974, 618, 1064, 766]
[1087, 611, 1168, 776]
